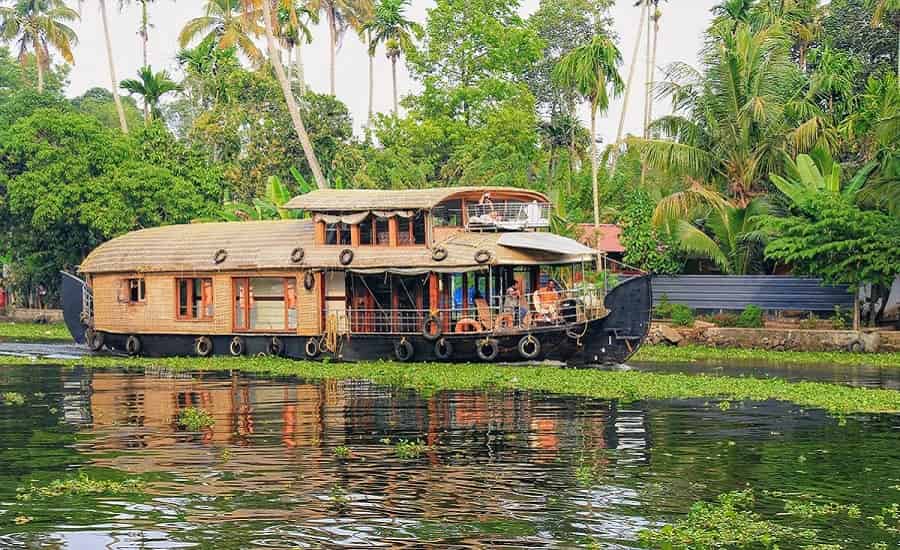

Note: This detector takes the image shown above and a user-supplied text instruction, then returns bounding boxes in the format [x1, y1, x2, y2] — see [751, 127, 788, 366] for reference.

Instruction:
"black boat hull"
[64, 275, 652, 367]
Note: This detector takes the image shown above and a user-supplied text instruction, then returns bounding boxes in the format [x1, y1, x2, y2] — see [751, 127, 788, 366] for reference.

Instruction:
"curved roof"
[283, 186, 548, 212]
[79, 220, 592, 275]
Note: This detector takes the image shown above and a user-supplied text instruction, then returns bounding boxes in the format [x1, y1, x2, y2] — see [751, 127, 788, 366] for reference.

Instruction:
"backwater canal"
[1, 363, 898, 548]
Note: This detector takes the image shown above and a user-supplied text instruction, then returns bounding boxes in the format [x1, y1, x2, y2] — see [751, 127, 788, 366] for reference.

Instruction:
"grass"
[0, 321, 72, 343]
[633, 344, 900, 368]
[2, 353, 899, 415]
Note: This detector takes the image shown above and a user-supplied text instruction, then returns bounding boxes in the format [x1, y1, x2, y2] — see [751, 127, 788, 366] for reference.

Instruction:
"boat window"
[325, 222, 351, 246]
[232, 277, 295, 331]
[119, 278, 145, 304]
[375, 217, 390, 245]
[176, 278, 213, 320]
[399, 211, 426, 246]
[433, 200, 462, 227]
[359, 217, 374, 245]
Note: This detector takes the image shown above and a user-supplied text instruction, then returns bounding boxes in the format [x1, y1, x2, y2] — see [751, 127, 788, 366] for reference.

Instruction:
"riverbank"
[0, 321, 72, 343]
[2, 353, 899, 415]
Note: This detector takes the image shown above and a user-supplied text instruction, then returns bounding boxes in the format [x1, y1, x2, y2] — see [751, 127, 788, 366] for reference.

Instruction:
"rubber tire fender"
[434, 337, 453, 361]
[432, 246, 449, 262]
[214, 249, 228, 264]
[474, 249, 492, 264]
[125, 335, 142, 356]
[422, 314, 442, 341]
[304, 337, 321, 358]
[394, 338, 415, 362]
[518, 334, 541, 360]
[304, 271, 316, 291]
[339, 248, 354, 266]
[268, 336, 284, 356]
[229, 336, 245, 357]
[195, 336, 214, 357]
[85, 328, 104, 352]
[476, 338, 499, 362]
[291, 247, 305, 264]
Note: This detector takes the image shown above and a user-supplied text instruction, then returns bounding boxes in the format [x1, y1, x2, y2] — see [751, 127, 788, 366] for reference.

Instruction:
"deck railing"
[327, 286, 607, 336]
[466, 202, 551, 230]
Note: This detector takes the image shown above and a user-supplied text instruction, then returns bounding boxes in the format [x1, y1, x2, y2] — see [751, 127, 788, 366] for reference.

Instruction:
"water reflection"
[1, 365, 898, 549]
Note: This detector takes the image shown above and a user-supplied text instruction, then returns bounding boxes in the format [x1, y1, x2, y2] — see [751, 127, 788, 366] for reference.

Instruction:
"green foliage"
[737, 305, 764, 328]
[823, 0, 898, 80]
[0, 322, 71, 343]
[394, 439, 428, 459]
[16, 473, 144, 501]
[619, 189, 683, 274]
[831, 306, 850, 330]
[332, 445, 351, 459]
[639, 490, 815, 549]
[2, 391, 25, 406]
[177, 407, 215, 431]
[670, 304, 695, 327]
[119, 66, 181, 120]
[71, 87, 143, 131]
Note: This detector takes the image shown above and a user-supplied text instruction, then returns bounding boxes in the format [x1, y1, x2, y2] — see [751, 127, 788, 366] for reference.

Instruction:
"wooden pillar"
[428, 272, 439, 313]
[350, 224, 360, 247]
[441, 274, 451, 331]
[315, 220, 326, 245]
[462, 272, 469, 312]
[388, 217, 399, 247]
[391, 277, 400, 333]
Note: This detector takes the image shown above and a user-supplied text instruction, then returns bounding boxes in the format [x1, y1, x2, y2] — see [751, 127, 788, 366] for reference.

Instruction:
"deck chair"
[474, 298, 493, 330]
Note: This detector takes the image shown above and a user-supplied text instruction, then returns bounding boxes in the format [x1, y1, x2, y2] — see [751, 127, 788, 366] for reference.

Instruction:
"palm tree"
[553, 34, 624, 230]
[120, 65, 179, 122]
[645, 0, 667, 133]
[276, 2, 315, 91]
[118, 0, 157, 68]
[0, 0, 78, 93]
[364, 0, 421, 114]
[240, 0, 326, 189]
[867, 0, 900, 78]
[628, 21, 823, 206]
[608, 0, 647, 177]
[179, 0, 264, 66]
[653, 182, 768, 274]
[308, 0, 372, 96]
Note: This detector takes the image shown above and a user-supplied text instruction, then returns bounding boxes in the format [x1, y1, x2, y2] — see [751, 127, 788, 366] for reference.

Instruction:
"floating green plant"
[329, 484, 349, 509]
[394, 439, 429, 459]
[332, 445, 351, 459]
[16, 473, 144, 501]
[2, 391, 25, 406]
[177, 407, 215, 431]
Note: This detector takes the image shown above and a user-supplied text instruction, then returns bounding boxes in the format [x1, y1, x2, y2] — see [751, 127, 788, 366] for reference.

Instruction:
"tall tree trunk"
[261, 0, 327, 189]
[100, 0, 129, 134]
[34, 42, 44, 93]
[328, 7, 336, 95]
[286, 45, 293, 81]
[896, 27, 899, 79]
[368, 32, 374, 125]
[295, 44, 306, 94]
[391, 56, 399, 114]
[141, 0, 148, 68]
[608, 1, 647, 177]
[644, 2, 652, 137]
[590, 105, 600, 229]
[648, 8, 660, 130]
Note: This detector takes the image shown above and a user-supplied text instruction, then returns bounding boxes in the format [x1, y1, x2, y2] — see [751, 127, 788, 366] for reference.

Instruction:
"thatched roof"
[79, 220, 591, 275]
[284, 186, 548, 211]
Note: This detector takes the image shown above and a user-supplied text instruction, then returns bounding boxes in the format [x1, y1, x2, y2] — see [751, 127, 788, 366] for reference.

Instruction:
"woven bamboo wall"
[297, 272, 322, 336]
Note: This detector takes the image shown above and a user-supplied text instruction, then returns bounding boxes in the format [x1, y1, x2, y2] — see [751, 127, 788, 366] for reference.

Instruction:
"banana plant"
[770, 147, 878, 207]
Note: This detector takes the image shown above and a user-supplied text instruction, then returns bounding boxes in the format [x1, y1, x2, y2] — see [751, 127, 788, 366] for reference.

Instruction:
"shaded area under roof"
[284, 187, 549, 211]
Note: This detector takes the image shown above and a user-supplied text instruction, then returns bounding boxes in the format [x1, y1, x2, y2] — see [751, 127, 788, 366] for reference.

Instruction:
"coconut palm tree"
[628, 21, 823, 206]
[118, 0, 158, 68]
[308, 0, 372, 96]
[867, 0, 900, 78]
[240, 0, 327, 189]
[553, 34, 624, 230]
[276, 2, 316, 91]
[364, 0, 421, 114]
[608, 0, 647, 177]
[120, 65, 180, 122]
[179, 0, 264, 66]
[0, 0, 78, 94]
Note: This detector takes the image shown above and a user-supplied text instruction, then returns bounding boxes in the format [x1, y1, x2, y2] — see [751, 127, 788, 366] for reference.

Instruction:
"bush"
[654, 294, 675, 319]
[831, 306, 849, 330]
[799, 314, 820, 330]
[670, 304, 695, 327]
[736, 305, 764, 328]
[707, 313, 740, 327]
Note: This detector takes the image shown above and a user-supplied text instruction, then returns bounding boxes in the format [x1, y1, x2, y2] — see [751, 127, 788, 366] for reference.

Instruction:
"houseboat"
[61, 187, 651, 366]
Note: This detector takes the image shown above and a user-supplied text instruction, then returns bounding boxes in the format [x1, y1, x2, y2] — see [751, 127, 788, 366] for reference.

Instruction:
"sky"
[66, 0, 719, 143]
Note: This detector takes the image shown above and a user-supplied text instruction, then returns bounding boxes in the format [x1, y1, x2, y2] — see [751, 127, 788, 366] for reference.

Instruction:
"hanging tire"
[394, 338, 414, 362]
[518, 335, 541, 361]
[305, 337, 321, 358]
[195, 336, 214, 357]
[85, 328, 104, 352]
[304, 271, 316, 291]
[848, 340, 863, 353]
[339, 248, 354, 266]
[476, 338, 499, 362]
[291, 247, 305, 264]
[434, 337, 453, 361]
[125, 335, 142, 356]
[422, 314, 442, 341]
[474, 249, 491, 264]
[268, 336, 284, 356]
[213, 249, 228, 264]
[432, 246, 448, 262]
[229, 336, 244, 357]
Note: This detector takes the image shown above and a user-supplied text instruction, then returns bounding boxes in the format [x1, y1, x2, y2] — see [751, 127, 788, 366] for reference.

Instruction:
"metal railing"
[326, 286, 607, 336]
[466, 202, 551, 230]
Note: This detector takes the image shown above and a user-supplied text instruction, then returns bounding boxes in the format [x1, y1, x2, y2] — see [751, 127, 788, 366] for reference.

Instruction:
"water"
[1, 364, 898, 549]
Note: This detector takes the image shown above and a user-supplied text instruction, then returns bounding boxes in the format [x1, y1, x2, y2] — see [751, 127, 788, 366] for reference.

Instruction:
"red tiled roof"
[577, 224, 625, 253]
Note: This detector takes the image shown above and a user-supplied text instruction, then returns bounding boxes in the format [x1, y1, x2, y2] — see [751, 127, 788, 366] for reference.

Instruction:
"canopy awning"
[498, 232, 596, 258]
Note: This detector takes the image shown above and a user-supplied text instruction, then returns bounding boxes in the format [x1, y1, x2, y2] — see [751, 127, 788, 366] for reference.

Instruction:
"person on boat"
[504, 282, 527, 326]
[534, 280, 560, 321]
[477, 192, 501, 223]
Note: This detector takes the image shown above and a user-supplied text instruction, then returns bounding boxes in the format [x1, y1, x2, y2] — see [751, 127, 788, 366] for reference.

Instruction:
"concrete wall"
[0, 308, 65, 323]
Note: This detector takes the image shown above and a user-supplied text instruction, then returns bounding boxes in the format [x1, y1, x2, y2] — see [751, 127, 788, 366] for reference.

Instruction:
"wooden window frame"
[120, 277, 146, 304]
[175, 277, 214, 321]
[231, 277, 296, 333]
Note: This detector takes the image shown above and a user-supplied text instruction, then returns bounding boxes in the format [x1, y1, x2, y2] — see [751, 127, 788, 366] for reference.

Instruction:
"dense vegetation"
[0, 0, 897, 316]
